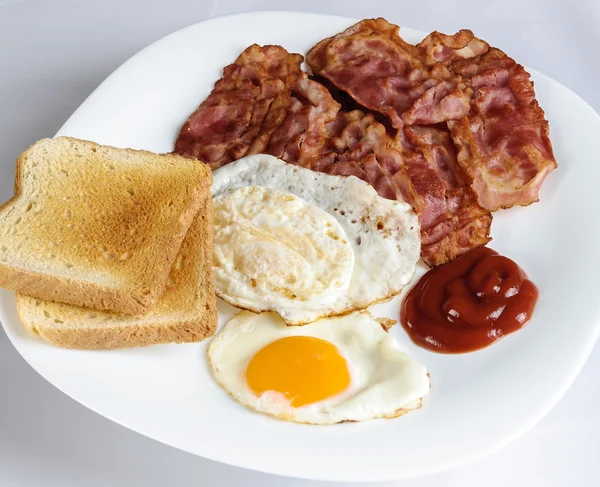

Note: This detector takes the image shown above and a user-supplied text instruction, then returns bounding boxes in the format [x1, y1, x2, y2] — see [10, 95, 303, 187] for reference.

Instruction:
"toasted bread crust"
[0, 137, 212, 314]
[1, 265, 156, 315]
[19, 306, 218, 350]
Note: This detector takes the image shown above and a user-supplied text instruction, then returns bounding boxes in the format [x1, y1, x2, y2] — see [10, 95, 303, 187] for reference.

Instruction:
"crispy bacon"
[307, 21, 557, 210]
[175, 45, 303, 168]
[398, 126, 492, 265]
[175, 44, 342, 170]
[175, 29, 556, 266]
[265, 74, 341, 166]
[307, 18, 422, 73]
[313, 110, 416, 205]
[448, 48, 557, 210]
[306, 18, 471, 128]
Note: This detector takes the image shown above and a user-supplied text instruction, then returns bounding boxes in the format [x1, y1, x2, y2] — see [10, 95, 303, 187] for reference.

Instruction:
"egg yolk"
[246, 336, 350, 407]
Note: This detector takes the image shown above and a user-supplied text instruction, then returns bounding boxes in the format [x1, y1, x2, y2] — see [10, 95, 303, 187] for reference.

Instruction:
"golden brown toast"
[16, 195, 217, 350]
[0, 137, 212, 314]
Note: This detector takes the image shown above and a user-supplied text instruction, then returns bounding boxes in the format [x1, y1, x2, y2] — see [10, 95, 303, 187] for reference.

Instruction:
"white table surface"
[1, 1, 599, 485]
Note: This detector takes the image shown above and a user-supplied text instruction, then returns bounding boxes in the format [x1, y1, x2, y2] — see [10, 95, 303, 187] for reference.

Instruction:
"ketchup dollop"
[401, 247, 538, 353]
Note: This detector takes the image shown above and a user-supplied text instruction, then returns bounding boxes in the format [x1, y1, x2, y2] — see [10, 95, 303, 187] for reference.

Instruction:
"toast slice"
[0, 137, 211, 314]
[16, 197, 217, 349]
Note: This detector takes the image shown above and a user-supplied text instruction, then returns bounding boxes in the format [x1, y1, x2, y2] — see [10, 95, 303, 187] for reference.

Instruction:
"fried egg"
[213, 186, 355, 319]
[207, 310, 430, 424]
[211, 154, 421, 325]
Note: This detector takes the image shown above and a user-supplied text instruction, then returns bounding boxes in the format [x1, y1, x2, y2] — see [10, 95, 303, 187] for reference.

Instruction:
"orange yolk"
[246, 336, 351, 407]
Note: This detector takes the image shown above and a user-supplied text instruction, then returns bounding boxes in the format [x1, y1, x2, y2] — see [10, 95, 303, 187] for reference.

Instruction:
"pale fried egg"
[213, 186, 354, 317]
[211, 154, 421, 325]
[207, 310, 430, 424]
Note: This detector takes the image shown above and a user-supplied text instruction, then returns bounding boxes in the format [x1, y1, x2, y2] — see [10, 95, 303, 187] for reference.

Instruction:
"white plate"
[1, 11, 600, 482]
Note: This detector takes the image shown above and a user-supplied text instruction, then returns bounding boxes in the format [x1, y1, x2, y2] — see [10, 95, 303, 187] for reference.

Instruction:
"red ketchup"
[401, 247, 538, 353]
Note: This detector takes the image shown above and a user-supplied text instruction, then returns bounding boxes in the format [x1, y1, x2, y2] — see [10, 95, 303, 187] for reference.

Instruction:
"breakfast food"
[175, 18, 557, 266]
[306, 18, 480, 128]
[0, 16, 560, 437]
[0, 137, 211, 314]
[16, 197, 217, 350]
[307, 18, 557, 210]
[401, 247, 539, 353]
[174, 43, 490, 266]
[208, 310, 430, 424]
[211, 154, 420, 325]
[447, 49, 557, 210]
[214, 185, 355, 323]
[174, 43, 492, 266]
[311, 109, 492, 267]
[176, 45, 304, 166]
[396, 125, 492, 266]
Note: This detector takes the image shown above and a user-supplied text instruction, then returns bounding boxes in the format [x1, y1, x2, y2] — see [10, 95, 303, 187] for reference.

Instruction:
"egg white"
[207, 310, 430, 425]
[213, 186, 355, 321]
[211, 154, 421, 325]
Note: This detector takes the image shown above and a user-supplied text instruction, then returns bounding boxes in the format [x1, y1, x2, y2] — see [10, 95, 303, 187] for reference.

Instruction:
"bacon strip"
[312, 110, 416, 205]
[175, 45, 303, 168]
[265, 74, 341, 166]
[306, 18, 471, 128]
[398, 126, 492, 265]
[448, 48, 557, 210]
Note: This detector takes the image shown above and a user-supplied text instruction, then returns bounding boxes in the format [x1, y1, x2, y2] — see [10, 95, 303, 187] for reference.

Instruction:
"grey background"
[1, 1, 599, 485]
